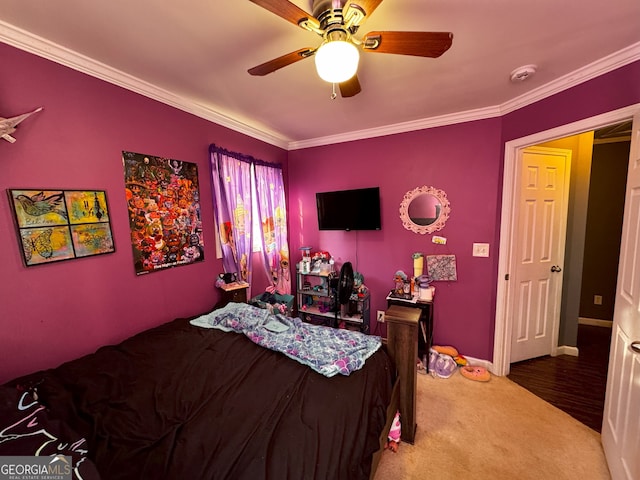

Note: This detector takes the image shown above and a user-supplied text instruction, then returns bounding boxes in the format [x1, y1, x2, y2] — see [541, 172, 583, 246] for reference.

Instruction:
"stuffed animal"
[454, 354, 468, 366]
[432, 345, 458, 357]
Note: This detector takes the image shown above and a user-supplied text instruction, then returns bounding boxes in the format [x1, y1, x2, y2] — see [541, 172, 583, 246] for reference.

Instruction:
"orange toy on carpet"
[460, 365, 491, 382]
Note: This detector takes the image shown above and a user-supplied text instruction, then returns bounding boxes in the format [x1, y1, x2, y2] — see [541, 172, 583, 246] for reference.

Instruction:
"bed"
[2, 303, 410, 480]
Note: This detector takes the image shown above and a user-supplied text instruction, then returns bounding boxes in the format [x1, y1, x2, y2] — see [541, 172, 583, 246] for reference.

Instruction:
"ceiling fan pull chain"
[331, 83, 338, 100]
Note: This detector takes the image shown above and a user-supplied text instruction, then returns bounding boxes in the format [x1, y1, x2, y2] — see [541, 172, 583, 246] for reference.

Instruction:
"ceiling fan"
[247, 0, 453, 98]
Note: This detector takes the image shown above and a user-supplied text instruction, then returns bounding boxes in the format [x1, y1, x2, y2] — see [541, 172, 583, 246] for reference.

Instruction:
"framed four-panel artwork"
[7, 189, 115, 267]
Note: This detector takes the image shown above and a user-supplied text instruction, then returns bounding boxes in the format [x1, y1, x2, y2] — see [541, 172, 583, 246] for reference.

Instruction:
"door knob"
[550, 265, 562, 272]
[631, 341, 640, 354]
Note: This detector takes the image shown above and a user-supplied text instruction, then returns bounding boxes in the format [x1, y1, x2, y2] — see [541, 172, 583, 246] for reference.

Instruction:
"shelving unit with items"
[296, 270, 370, 333]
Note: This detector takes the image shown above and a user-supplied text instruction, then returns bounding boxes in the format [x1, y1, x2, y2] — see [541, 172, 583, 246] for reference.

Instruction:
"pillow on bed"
[0, 385, 101, 480]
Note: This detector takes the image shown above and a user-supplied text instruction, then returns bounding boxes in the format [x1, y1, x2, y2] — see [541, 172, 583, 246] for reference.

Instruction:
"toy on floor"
[432, 345, 458, 357]
[454, 354, 467, 366]
[428, 347, 458, 379]
[460, 365, 491, 382]
[385, 411, 402, 452]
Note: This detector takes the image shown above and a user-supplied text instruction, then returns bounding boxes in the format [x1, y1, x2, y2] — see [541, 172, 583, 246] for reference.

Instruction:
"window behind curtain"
[209, 145, 290, 294]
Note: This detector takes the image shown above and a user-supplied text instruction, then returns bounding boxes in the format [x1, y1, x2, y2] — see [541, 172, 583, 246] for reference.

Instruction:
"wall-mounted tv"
[316, 187, 381, 231]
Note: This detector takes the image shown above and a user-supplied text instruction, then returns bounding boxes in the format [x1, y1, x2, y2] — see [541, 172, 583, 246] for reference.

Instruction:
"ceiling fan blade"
[249, 0, 316, 28]
[344, 0, 384, 18]
[248, 48, 316, 76]
[343, 0, 383, 30]
[339, 75, 361, 97]
[363, 31, 453, 57]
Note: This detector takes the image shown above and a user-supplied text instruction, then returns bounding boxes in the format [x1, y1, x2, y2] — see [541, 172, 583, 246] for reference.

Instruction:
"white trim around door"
[492, 103, 640, 376]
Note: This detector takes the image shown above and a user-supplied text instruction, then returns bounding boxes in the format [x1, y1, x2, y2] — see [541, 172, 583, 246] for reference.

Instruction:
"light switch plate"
[473, 243, 490, 257]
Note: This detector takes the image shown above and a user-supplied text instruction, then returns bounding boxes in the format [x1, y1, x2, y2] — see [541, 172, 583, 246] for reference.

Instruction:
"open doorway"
[508, 325, 611, 431]
[493, 106, 637, 430]
[501, 121, 631, 431]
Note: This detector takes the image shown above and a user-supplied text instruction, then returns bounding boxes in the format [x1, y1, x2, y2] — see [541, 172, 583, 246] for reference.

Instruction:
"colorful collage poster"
[122, 151, 204, 275]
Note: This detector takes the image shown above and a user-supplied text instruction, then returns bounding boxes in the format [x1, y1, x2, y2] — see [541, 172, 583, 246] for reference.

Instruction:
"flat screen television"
[316, 187, 381, 231]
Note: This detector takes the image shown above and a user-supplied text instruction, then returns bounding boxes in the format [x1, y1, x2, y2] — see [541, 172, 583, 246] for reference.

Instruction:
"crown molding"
[0, 21, 290, 150]
[287, 105, 503, 150]
[2, 20, 638, 151]
[291, 41, 640, 149]
[499, 41, 640, 115]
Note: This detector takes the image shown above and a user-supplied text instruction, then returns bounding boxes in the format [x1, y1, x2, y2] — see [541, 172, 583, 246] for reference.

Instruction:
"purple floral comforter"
[190, 303, 381, 377]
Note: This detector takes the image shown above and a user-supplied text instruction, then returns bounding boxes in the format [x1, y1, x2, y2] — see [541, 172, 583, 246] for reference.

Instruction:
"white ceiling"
[1, 0, 639, 149]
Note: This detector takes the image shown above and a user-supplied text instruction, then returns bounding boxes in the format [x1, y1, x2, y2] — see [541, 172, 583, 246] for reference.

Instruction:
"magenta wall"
[288, 61, 640, 362]
[502, 61, 640, 143]
[287, 120, 503, 360]
[0, 43, 287, 383]
[2, 40, 638, 383]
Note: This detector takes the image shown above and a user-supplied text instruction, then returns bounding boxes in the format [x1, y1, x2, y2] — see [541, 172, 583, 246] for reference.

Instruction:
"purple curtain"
[254, 163, 291, 294]
[209, 145, 290, 294]
[210, 146, 254, 284]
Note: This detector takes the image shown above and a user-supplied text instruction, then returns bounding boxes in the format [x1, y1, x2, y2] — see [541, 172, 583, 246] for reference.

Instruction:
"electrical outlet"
[594, 295, 603, 305]
[377, 310, 385, 323]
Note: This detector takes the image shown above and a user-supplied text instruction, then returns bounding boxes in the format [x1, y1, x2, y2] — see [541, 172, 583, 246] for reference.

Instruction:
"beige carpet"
[375, 371, 611, 480]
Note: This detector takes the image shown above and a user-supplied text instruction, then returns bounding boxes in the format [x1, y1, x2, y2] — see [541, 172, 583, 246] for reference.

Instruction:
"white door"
[510, 147, 572, 363]
[602, 112, 640, 480]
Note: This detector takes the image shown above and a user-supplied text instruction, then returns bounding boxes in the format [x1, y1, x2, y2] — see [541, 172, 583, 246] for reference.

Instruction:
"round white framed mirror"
[399, 185, 451, 234]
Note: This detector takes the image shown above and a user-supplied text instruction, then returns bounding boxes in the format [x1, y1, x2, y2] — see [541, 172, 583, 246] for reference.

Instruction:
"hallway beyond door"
[508, 323, 611, 432]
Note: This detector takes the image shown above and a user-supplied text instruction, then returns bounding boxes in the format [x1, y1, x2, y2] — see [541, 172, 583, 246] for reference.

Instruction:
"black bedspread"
[7, 316, 394, 480]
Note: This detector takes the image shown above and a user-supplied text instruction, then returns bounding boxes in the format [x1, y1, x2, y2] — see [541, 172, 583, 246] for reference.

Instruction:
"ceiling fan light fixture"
[314, 40, 360, 84]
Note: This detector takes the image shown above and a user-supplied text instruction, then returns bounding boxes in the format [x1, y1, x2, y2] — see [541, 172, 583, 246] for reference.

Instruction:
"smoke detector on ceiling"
[510, 64, 537, 82]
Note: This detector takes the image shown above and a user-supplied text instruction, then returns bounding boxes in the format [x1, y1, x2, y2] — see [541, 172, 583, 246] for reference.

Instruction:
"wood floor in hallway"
[507, 324, 611, 432]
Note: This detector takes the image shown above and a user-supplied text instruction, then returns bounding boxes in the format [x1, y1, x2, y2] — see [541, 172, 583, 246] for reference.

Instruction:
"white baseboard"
[579, 317, 613, 328]
[554, 345, 579, 357]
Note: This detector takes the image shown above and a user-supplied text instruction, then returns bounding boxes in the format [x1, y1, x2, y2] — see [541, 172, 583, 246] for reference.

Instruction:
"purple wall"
[0, 43, 287, 383]
[288, 61, 640, 362]
[503, 61, 640, 143]
[288, 120, 504, 360]
[2, 40, 638, 382]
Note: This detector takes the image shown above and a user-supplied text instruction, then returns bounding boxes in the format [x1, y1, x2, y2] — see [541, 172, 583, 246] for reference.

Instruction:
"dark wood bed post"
[383, 305, 421, 443]
[369, 305, 421, 479]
